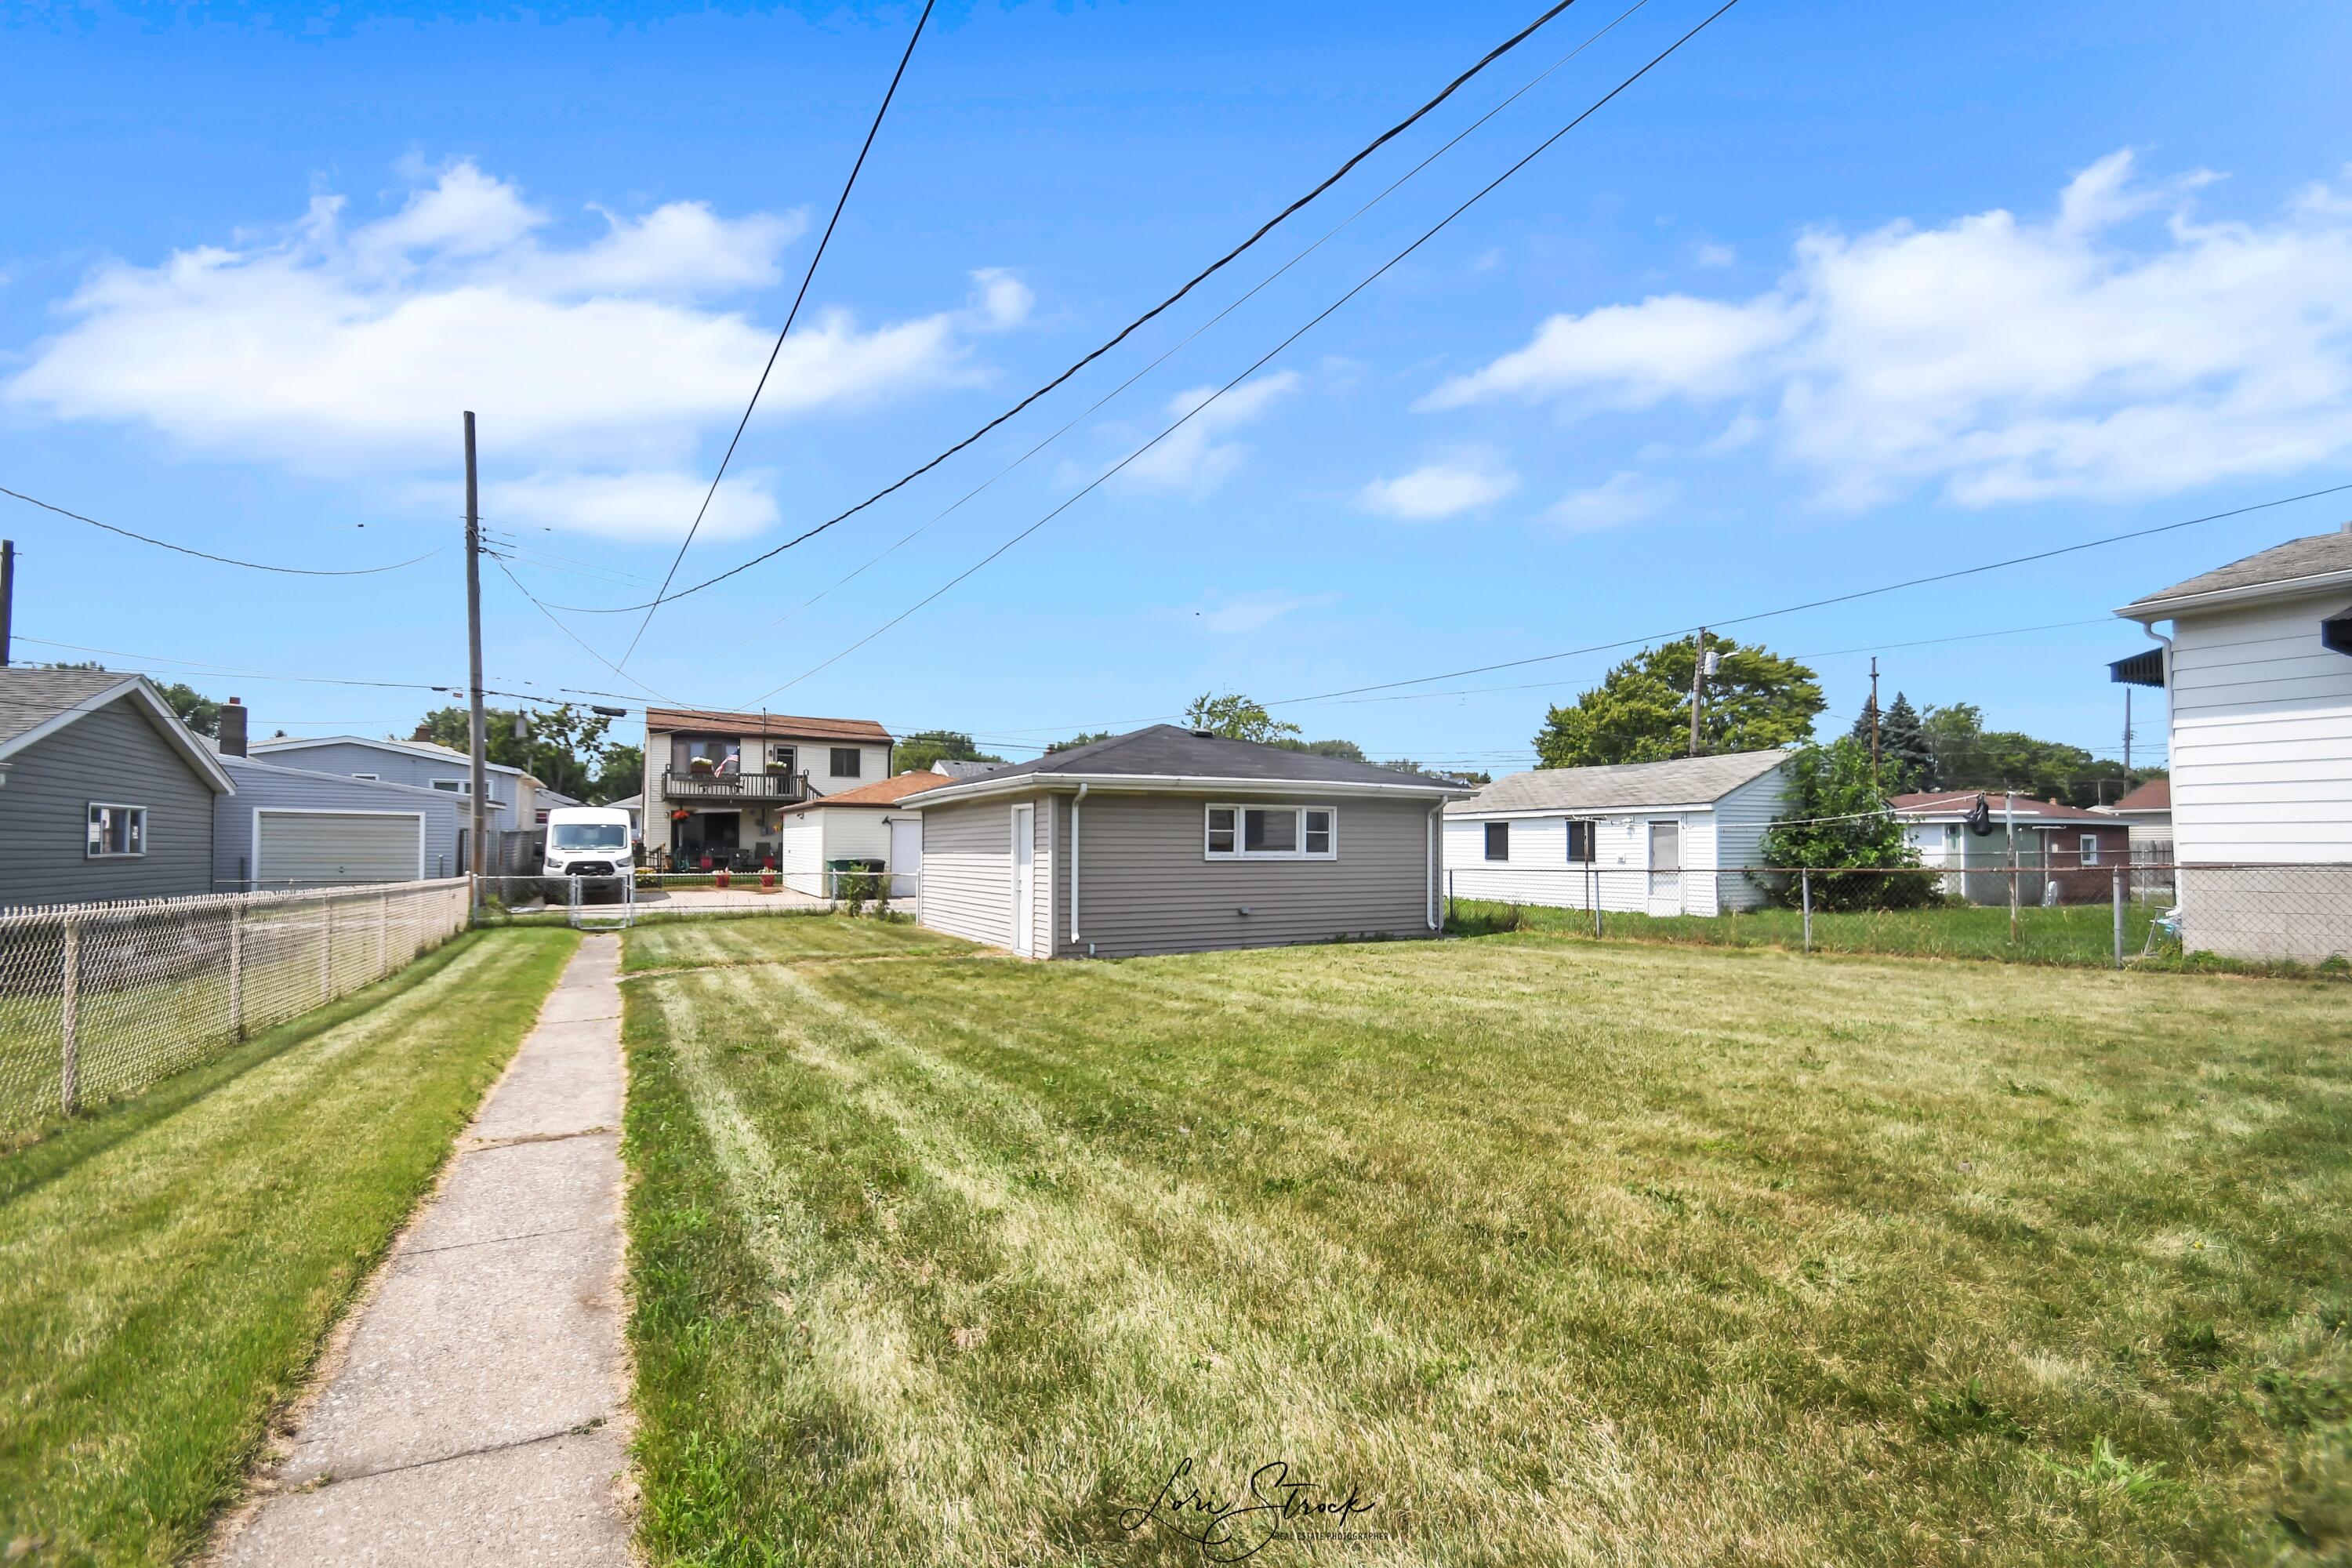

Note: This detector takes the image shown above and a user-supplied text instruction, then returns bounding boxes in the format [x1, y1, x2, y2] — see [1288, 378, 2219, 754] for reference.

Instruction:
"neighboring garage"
[213, 721, 463, 890]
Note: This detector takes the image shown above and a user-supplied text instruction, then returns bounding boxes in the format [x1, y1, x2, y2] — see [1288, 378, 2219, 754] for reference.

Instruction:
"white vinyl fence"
[0, 877, 471, 1135]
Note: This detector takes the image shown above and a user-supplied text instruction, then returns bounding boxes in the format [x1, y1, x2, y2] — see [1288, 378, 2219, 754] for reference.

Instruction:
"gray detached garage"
[899, 726, 1470, 959]
[215, 745, 463, 890]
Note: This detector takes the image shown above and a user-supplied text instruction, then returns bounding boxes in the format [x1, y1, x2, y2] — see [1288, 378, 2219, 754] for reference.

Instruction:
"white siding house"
[1444, 751, 1793, 916]
[2112, 528, 2352, 961]
[771, 771, 937, 893]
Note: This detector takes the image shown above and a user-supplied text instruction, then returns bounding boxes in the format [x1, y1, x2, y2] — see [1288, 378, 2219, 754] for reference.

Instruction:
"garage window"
[87, 803, 146, 858]
[1484, 822, 1509, 862]
[1566, 820, 1595, 862]
[1205, 804, 1338, 860]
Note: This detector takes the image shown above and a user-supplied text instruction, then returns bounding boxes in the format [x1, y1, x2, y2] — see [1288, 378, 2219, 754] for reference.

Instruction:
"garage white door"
[256, 811, 423, 885]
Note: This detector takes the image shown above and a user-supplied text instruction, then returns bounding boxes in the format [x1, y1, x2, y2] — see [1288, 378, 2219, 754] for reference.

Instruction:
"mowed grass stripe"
[619, 913, 972, 974]
[625, 921, 2352, 1566]
[0, 927, 579, 1566]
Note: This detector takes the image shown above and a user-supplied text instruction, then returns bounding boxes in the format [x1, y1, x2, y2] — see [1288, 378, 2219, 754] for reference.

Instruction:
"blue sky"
[3, 0, 2349, 776]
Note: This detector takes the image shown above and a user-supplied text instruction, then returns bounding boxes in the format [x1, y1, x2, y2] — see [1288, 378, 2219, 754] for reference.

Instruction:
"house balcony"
[659, 768, 811, 804]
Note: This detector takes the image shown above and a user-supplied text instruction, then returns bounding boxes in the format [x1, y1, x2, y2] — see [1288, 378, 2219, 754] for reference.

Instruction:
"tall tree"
[1183, 692, 1301, 744]
[1533, 634, 1823, 768]
[894, 730, 1006, 775]
[1044, 730, 1113, 753]
[1851, 690, 1934, 792]
[1271, 737, 1367, 762]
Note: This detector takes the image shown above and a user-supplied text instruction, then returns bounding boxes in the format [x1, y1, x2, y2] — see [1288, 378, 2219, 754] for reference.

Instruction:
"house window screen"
[831, 748, 862, 778]
[1484, 822, 1510, 862]
[1244, 808, 1297, 854]
[1565, 821, 1595, 862]
[88, 804, 146, 857]
[1207, 808, 1237, 855]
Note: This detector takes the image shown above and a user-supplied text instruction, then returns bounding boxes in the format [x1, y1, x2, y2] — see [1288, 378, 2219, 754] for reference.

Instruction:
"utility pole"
[0, 539, 13, 668]
[464, 412, 488, 913]
[1688, 627, 1708, 757]
[1867, 656, 1881, 785]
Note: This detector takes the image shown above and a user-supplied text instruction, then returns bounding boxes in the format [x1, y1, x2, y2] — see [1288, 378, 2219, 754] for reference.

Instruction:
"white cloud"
[1355, 450, 1520, 521]
[4, 161, 1030, 535]
[1548, 470, 1679, 533]
[1113, 371, 1299, 496]
[1695, 241, 1737, 268]
[483, 469, 780, 543]
[1196, 590, 1338, 635]
[1426, 151, 2352, 509]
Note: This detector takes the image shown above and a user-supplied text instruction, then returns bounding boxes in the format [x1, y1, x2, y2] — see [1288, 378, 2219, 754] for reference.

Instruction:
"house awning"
[2107, 648, 2164, 687]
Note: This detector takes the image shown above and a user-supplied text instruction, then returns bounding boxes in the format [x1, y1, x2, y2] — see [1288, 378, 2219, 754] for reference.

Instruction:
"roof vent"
[1189, 728, 1217, 739]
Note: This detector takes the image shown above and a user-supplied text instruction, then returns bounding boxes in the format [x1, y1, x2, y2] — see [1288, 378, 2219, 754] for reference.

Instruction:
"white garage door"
[256, 811, 423, 885]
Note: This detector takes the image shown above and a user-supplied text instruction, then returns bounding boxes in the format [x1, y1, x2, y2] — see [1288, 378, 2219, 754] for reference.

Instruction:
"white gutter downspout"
[1069, 782, 1087, 950]
[1427, 802, 1443, 929]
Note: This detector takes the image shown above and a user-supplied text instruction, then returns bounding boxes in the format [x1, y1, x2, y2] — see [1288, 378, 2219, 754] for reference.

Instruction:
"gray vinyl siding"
[1055, 793, 1434, 958]
[917, 797, 1018, 949]
[0, 696, 218, 908]
[214, 759, 464, 888]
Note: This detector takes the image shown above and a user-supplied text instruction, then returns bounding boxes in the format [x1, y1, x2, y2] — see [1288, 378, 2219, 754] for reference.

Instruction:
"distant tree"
[1271, 737, 1367, 763]
[1920, 703, 2133, 807]
[1759, 737, 1936, 909]
[410, 702, 619, 801]
[1183, 691, 1301, 745]
[1850, 690, 1934, 793]
[155, 681, 223, 738]
[1533, 633, 1822, 768]
[895, 729, 1006, 775]
[593, 744, 643, 804]
[1044, 730, 1113, 753]
[1381, 759, 1491, 786]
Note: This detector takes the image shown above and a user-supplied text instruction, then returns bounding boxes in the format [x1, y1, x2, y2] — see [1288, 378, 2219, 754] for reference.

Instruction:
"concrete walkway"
[219, 935, 633, 1566]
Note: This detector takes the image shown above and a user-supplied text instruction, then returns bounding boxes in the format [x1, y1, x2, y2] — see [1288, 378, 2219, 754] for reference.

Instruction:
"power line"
[1271, 481, 2352, 709]
[620, 0, 939, 668]
[488, 556, 684, 709]
[0, 484, 446, 576]
[546, 0, 1607, 619]
[748, 0, 1748, 704]
[699, 0, 1655, 687]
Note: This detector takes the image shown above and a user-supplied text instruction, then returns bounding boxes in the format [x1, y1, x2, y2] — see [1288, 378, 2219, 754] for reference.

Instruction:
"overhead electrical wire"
[746, 0, 1748, 704]
[0, 484, 446, 576]
[697, 0, 1656, 686]
[544, 0, 1608, 620]
[619, 0, 938, 670]
[488, 555, 685, 709]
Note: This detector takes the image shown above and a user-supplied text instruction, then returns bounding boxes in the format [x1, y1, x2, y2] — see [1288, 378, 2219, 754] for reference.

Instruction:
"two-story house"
[643, 707, 892, 869]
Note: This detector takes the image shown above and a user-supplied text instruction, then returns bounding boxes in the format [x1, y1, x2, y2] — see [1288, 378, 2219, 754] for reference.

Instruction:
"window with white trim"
[1204, 804, 1337, 860]
[831, 747, 862, 779]
[2080, 833, 2100, 867]
[1565, 820, 1595, 862]
[87, 803, 146, 858]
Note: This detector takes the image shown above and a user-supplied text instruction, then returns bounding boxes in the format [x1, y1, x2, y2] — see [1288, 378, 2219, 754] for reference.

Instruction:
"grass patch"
[620, 913, 971, 973]
[1448, 895, 2178, 969]
[623, 931, 2352, 1565]
[0, 926, 578, 1565]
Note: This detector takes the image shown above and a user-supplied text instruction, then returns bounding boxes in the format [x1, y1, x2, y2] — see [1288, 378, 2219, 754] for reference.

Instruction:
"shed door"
[256, 811, 422, 887]
[889, 815, 922, 901]
[1646, 819, 1682, 916]
[1009, 804, 1036, 956]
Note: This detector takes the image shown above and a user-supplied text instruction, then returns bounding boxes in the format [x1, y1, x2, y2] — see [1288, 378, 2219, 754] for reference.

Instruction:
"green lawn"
[622, 920, 2352, 1566]
[0, 926, 577, 1566]
[619, 911, 974, 973]
[1449, 895, 2187, 970]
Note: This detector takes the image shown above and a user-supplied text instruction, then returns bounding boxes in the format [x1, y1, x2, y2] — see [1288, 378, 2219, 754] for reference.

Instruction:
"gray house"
[211, 702, 466, 888]
[0, 668, 236, 909]
[899, 726, 1471, 959]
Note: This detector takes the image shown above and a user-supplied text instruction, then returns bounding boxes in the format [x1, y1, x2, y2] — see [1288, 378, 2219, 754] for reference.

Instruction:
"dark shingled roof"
[2118, 529, 2352, 615]
[904, 725, 1468, 797]
[0, 666, 133, 750]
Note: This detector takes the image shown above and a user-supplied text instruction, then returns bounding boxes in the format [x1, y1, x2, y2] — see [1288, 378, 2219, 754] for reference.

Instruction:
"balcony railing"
[660, 768, 811, 804]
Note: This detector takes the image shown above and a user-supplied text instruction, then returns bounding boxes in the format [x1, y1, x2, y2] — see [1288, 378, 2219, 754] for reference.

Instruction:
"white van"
[543, 805, 634, 902]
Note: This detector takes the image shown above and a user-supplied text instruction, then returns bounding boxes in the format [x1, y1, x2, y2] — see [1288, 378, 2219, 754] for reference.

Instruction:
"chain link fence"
[1445, 862, 2352, 974]
[0, 877, 471, 1138]
[470, 867, 911, 927]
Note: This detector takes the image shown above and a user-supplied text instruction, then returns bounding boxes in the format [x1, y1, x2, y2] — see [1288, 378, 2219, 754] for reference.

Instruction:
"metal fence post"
[60, 914, 80, 1115]
[320, 896, 334, 1004]
[2112, 865, 2125, 970]
[229, 904, 245, 1040]
[1801, 869, 1813, 953]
